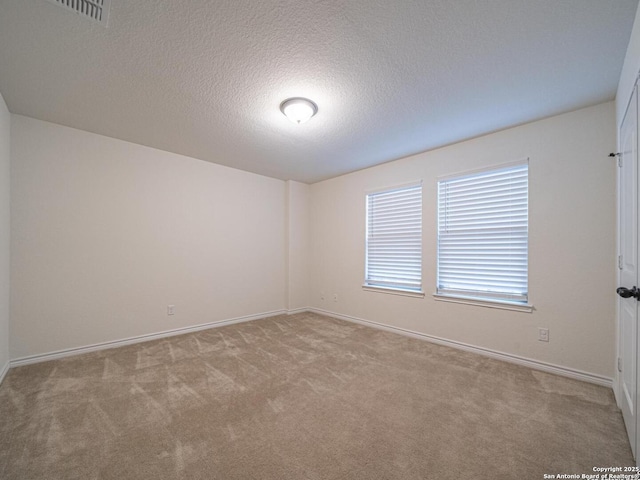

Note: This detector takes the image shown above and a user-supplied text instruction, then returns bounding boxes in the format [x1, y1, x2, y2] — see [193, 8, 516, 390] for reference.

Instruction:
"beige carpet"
[0, 312, 633, 479]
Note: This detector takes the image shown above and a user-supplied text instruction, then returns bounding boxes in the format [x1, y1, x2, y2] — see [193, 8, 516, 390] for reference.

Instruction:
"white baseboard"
[0, 360, 9, 385]
[7, 306, 613, 389]
[310, 307, 613, 388]
[10, 309, 287, 368]
[287, 307, 311, 315]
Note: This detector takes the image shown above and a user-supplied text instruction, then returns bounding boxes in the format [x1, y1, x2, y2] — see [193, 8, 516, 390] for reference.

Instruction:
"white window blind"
[437, 163, 528, 303]
[366, 183, 422, 292]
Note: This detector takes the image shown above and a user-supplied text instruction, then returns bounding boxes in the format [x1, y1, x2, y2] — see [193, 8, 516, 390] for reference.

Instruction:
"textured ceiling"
[0, 0, 638, 183]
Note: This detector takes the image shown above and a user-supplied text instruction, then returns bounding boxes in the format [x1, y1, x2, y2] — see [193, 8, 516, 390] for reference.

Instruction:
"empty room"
[2, 0, 640, 478]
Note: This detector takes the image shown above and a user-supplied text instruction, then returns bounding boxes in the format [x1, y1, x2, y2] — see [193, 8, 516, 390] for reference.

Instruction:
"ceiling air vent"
[44, 0, 111, 26]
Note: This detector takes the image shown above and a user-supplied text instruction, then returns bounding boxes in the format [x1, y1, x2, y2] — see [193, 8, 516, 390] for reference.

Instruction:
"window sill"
[433, 293, 533, 313]
[363, 285, 425, 298]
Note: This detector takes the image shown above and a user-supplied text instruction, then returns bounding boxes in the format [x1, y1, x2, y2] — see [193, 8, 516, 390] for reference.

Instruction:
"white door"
[618, 84, 639, 461]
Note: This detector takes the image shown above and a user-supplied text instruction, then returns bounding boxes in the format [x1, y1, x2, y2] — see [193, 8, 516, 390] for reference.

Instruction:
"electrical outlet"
[333, 294, 338, 302]
[538, 328, 549, 342]
[167, 305, 175, 316]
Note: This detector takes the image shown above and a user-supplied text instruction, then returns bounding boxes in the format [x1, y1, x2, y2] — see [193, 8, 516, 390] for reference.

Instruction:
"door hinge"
[618, 357, 622, 373]
[619, 255, 623, 270]
[611, 152, 622, 166]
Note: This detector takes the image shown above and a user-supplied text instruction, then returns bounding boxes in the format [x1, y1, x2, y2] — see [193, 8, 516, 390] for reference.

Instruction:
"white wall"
[310, 102, 616, 379]
[10, 115, 286, 359]
[0, 93, 10, 379]
[286, 180, 310, 311]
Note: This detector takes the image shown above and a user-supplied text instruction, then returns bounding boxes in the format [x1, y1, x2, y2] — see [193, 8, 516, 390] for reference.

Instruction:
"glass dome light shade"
[280, 98, 318, 124]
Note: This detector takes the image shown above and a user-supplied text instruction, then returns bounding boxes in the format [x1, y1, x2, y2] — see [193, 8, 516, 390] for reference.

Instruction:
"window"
[437, 162, 528, 305]
[365, 183, 423, 295]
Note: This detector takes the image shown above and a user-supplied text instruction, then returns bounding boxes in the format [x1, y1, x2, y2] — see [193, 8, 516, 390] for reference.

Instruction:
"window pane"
[366, 184, 422, 292]
[437, 164, 528, 303]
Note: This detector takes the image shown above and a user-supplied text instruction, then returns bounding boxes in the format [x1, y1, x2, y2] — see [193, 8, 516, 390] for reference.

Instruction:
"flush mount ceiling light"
[280, 97, 318, 124]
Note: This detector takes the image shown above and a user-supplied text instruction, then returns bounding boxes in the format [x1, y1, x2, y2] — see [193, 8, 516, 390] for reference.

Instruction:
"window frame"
[363, 181, 425, 298]
[434, 161, 532, 312]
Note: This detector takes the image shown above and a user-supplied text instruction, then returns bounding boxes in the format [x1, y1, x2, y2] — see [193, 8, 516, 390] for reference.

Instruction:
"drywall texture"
[0, 93, 9, 376]
[617, 1, 640, 126]
[310, 102, 616, 379]
[286, 181, 310, 311]
[10, 116, 286, 359]
[0, 1, 636, 183]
